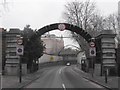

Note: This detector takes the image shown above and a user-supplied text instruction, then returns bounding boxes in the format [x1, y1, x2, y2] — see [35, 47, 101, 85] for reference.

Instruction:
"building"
[0, 28, 7, 74]
[59, 48, 78, 64]
[118, 1, 120, 34]
[0, 28, 2, 73]
[0, 28, 6, 73]
[3, 29, 64, 74]
[39, 34, 64, 63]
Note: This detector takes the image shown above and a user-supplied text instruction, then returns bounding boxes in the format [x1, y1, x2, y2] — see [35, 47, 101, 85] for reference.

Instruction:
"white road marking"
[59, 68, 62, 74]
[62, 84, 66, 90]
[59, 66, 67, 74]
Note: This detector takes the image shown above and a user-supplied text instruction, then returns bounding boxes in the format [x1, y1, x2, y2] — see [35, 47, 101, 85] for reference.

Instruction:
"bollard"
[105, 69, 108, 83]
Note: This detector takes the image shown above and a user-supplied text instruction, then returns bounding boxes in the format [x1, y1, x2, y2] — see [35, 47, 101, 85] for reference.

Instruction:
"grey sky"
[0, 0, 119, 48]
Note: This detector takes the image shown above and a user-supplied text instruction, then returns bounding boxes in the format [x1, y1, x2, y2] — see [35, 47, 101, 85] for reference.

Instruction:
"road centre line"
[59, 68, 62, 74]
[62, 83, 66, 90]
[59, 66, 66, 74]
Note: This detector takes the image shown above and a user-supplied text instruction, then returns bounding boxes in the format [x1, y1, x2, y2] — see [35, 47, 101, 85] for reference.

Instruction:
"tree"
[22, 25, 45, 73]
[103, 14, 118, 32]
[103, 13, 120, 43]
[63, 0, 96, 31]
[62, 0, 97, 57]
[0, 0, 11, 17]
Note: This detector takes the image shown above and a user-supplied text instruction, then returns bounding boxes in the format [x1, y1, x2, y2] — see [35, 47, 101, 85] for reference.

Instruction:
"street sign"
[90, 42, 95, 47]
[16, 45, 24, 55]
[58, 24, 66, 31]
[17, 39, 23, 45]
[50, 56, 54, 61]
[89, 47, 96, 56]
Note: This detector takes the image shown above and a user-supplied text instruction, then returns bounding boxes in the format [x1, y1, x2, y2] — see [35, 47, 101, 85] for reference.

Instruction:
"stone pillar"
[96, 30, 117, 76]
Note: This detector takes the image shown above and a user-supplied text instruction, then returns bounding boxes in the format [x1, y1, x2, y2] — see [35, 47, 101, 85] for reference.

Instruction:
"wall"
[39, 54, 63, 63]
[77, 52, 86, 64]
[42, 38, 64, 55]
[0, 28, 2, 73]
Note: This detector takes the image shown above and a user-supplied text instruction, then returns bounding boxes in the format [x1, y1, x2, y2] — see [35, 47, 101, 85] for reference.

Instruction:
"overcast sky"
[0, 0, 119, 48]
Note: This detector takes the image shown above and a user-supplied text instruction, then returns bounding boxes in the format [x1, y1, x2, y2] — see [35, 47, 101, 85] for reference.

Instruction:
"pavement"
[74, 65, 119, 90]
[1, 65, 120, 90]
[2, 68, 45, 89]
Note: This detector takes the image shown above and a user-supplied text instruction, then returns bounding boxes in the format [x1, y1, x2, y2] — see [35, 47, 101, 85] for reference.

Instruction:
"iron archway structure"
[57, 44, 82, 56]
[30, 23, 92, 43]
[27, 23, 93, 72]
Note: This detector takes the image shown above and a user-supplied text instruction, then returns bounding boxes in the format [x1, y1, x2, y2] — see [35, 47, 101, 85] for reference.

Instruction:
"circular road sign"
[91, 50, 95, 54]
[90, 42, 95, 47]
[17, 39, 23, 45]
[58, 24, 66, 31]
[17, 48, 22, 53]
[16, 45, 24, 55]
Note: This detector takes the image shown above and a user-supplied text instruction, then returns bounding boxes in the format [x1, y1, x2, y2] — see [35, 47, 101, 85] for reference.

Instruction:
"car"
[66, 62, 71, 66]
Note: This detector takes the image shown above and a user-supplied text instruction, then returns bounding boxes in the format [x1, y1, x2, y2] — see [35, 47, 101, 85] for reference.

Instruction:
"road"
[24, 65, 107, 89]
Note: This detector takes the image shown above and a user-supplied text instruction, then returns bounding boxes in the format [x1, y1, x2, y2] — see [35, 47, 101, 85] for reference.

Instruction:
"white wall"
[40, 35, 64, 63]
[39, 54, 63, 63]
[77, 52, 86, 64]
[42, 38, 64, 55]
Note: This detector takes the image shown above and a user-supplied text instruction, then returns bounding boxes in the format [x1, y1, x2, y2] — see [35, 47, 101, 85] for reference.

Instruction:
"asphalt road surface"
[24, 65, 107, 89]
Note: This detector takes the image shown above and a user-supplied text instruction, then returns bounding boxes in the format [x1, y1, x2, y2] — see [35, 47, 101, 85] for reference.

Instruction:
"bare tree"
[63, 0, 96, 30]
[62, 0, 97, 57]
[103, 14, 118, 32]
[0, 0, 11, 17]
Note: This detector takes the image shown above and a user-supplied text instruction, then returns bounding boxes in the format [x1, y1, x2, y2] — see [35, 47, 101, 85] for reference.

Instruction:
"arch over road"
[31, 23, 92, 43]
[58, 44, 82, 56]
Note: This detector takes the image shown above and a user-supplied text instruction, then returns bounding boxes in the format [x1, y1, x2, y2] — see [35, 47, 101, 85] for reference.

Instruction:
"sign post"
[16, 35, 24, 83]
[89, 41, 96, 77]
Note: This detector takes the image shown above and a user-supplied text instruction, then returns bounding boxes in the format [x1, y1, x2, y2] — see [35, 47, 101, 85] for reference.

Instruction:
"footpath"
[75, 65, 119, 90]
[1, 68, 45, 89]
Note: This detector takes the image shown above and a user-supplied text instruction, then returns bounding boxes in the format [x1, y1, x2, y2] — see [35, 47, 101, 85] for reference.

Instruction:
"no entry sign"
[90, 42, 95, 47]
